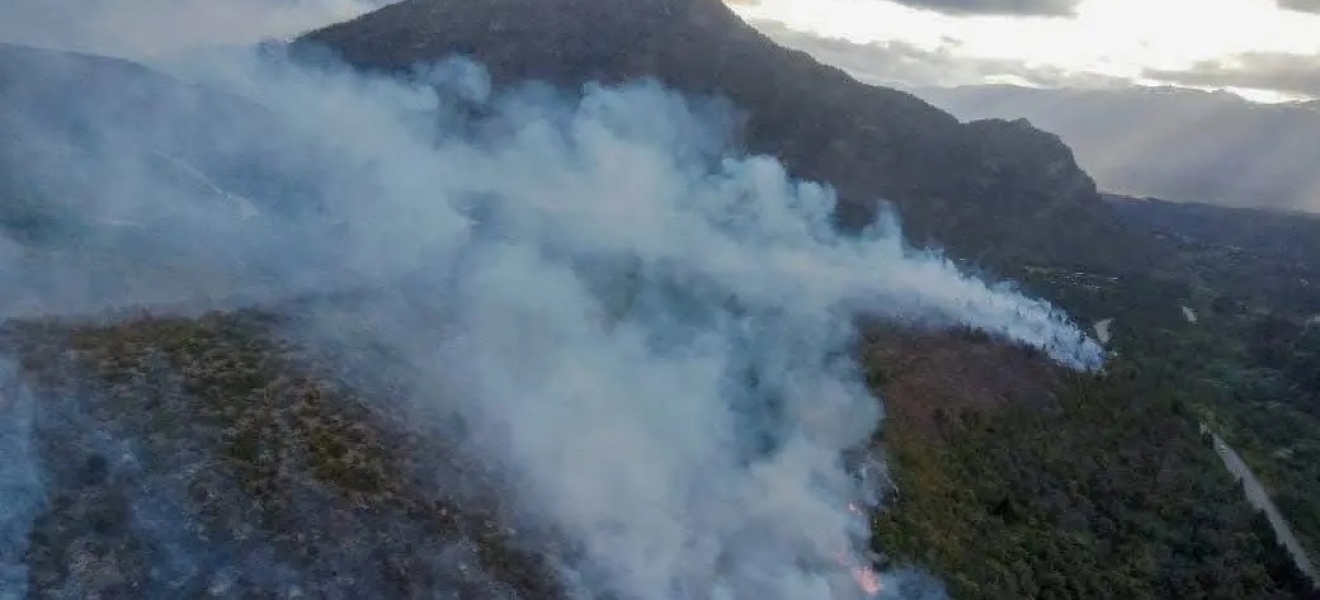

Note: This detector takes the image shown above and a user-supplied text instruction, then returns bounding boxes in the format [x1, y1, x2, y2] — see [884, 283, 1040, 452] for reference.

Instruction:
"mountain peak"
[299, 0, 718, 84]
[299, 0, 1152, 273]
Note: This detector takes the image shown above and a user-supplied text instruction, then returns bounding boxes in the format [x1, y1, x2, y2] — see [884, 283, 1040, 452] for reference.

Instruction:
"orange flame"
[839, 502, 882, 596]
[850, 564, 883, 596]
[834, 551, 883, 597]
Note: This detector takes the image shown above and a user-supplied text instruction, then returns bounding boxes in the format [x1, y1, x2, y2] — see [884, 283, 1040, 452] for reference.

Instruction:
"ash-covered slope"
[299, 0, 1152, 273]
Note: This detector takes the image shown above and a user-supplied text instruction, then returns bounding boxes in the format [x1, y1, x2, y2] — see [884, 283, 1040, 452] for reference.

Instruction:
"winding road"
[1201, 424, 1318, 587]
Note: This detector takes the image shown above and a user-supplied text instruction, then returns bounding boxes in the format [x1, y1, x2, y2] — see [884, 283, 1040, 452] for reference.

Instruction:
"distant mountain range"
[913, 84, 1320, 214]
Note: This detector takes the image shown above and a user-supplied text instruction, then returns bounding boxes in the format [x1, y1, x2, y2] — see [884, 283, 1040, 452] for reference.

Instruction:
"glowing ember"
[837, 502, 882, 596]
[851, 564, 883, 596]
[834, 551, 884, 597]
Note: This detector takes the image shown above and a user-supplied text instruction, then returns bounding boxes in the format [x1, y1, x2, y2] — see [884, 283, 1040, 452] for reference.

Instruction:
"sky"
[730, 0, 1320, 101]
[1, 0, 1317, 102]
[0, 0, 389, 59]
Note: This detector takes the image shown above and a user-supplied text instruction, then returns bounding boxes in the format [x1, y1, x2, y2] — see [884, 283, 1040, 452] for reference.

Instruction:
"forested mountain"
[300, 0, 1155, 274]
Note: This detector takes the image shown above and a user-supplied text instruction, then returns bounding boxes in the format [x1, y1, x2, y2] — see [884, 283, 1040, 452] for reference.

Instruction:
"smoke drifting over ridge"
[0, 43, 1101, 598]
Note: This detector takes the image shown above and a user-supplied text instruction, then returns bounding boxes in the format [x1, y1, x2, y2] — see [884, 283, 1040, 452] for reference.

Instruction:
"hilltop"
[299, 0, 1154, 274]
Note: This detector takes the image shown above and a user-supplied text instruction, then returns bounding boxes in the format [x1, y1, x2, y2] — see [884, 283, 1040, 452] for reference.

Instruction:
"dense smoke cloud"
[0, 42, 1101, 598]
[0, 362, 42, 598]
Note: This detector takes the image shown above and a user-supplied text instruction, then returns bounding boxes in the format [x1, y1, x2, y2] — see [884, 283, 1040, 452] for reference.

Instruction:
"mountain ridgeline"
[298, 0, 1152, 275]
[916, 84, 1320, 214]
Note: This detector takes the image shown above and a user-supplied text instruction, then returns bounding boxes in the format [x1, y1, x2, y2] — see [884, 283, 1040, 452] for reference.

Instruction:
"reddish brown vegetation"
[859, 325, 1065, 441]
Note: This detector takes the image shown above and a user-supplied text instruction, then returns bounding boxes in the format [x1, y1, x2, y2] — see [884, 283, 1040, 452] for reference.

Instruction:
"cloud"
[1279, 0, 1320, 14]
[883, 0, 1079, 17]
[755, 19, 1317, 101]
[0, 0, 393, 59]
[1144, 52, 1320, 98]
[0, 42, 1102, 597]
[752, 20, 1124, 89]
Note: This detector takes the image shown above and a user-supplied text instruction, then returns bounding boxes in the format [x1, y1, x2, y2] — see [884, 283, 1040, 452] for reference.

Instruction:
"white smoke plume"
[0, 41, 1103, 599]
[0, 362, 42, 599]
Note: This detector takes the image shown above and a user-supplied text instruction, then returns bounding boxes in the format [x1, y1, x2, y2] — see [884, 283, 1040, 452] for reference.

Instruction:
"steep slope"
[916, 84, 1320, 214]
[298, 0, 1150, 274]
